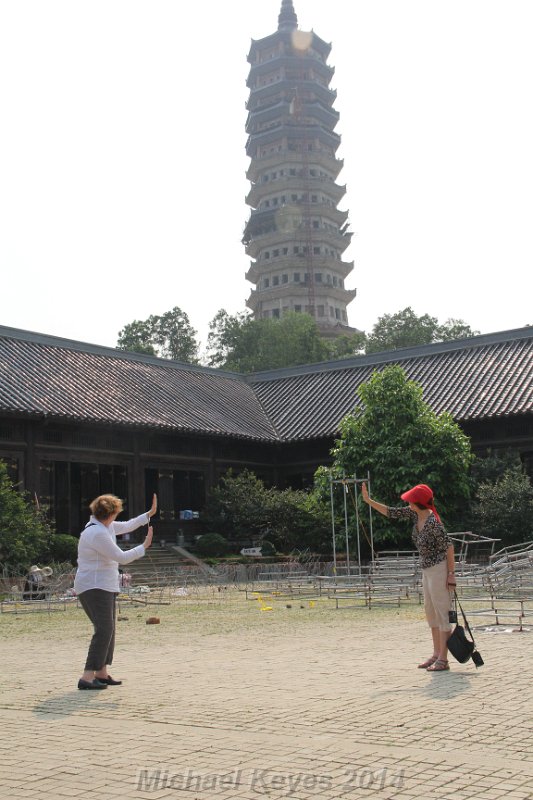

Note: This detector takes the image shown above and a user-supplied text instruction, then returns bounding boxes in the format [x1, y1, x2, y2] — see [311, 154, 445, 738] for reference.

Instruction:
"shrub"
[202, 469, 331, 553]
[470, 449, 523, 486]
[48, 534, 79, 564]
[195, 533, 231, 558]
[202, 470, 273, 541]
[0, 461, 51, 568]
[471, 465, 533, 546]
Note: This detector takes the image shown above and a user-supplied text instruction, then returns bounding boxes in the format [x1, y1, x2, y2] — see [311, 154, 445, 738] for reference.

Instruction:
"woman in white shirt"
[74, 493, 157, 689]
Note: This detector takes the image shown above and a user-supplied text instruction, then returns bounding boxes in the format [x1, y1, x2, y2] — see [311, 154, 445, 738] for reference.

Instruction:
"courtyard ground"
[0, 590, 532, 800]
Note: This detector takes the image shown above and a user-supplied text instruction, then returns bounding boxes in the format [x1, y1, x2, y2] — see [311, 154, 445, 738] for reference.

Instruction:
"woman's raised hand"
[148, 493, 158, 518]
[143, 525, 153, 550]
[361, 482, 370, 503]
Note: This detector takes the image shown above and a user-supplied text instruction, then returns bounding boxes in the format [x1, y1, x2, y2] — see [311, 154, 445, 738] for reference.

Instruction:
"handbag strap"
[454, 590, 477, 648]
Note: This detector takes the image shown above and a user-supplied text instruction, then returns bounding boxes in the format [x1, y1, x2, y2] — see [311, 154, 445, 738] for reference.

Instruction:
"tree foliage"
[327, 365, 473, 544]
[206, 309, 365, 372]
[206, 311, 324, 372]
[470, 462, 533, 546]
[113, 296, 482, 377]
[206, 310, 253, 369]
[439, 318, 479, 342]
[202, 469, 273, 541]
[195, 533, 231, 558]
[0, 461, 52, 568]
[327, 332, 367, 360]
[206, 306, 476, 370]
[202, 469, 331, 553]
[117, 306, 199, 363]
[365, 307, 478, 354]
[470, 449, 523, 486]
[48, 533, 79, 564]
[264, 485, 331, 553]
[118, 303, 478, 371]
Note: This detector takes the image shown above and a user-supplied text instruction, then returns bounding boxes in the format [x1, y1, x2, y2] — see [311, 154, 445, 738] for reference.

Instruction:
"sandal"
[427, 659, 449, 672]
[418, 655, 438, 668]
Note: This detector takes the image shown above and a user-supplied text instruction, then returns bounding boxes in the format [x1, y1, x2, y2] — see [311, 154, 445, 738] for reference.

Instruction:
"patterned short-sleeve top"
[387, 506, 451, 569]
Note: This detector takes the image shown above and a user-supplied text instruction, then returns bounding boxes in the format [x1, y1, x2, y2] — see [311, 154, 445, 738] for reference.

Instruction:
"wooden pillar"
[132, 437, 144, 516]
[24, 421, 37, 496]
[157, 469, 175, 522]
[38, 459, 54, 525]
[208, 441, 217, 494]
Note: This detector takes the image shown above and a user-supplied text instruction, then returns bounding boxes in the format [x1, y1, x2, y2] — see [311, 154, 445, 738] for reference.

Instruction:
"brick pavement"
[0, 597, 532, 800]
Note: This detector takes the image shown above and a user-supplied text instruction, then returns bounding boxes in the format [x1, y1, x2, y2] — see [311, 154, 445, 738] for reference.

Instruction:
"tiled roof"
[0, 328, 277, 441]
[0, 325, 532, 443]
[248, 328, 533, 441]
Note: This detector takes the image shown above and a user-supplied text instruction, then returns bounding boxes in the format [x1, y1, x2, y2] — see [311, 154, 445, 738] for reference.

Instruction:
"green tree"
[471, 465, 533, 546]
[471, 449, 523, 486]
[324, 332, 366, 360]
[206, 309, 252, 369]
[117, 306, 199, 363]
[439, 318, 478, 342]
[195, 533, 231, 558]
[260, 540, 276, 556]
[206, 310, 329, 372]
[48, 533, 79, 564]
[115, 319, 157, 356]
[328, 365, 473, 544]
[202, 469, 273, 541]
[0, 462, 52, 568]
[365, 307, 478, 354]
[263, 487, 331, 553]
[202, 469, 330, 552]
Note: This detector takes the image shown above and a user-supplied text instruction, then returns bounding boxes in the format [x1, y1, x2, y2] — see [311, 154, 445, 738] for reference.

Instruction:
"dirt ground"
[0, 589, 532, 799]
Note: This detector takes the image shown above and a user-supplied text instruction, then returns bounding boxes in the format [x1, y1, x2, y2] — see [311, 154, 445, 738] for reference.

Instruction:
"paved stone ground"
[0, 594, 532, 800]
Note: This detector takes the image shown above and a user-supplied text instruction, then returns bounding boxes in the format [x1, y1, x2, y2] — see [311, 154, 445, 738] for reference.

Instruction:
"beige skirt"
[422, 559, 453, 631]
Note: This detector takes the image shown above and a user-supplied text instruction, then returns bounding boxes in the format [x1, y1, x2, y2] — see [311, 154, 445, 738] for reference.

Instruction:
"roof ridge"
[246, 325, 533, 383]
[0, 324, 245, 380]
[1, 322, 532, 386]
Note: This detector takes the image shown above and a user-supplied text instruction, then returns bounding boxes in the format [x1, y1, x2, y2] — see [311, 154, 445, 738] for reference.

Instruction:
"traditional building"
[243, 0, 356, 335]
[0, 324, 532, 539]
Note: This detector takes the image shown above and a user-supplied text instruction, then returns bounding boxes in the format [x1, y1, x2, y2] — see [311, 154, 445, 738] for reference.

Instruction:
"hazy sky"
[1, 0, 532, 356]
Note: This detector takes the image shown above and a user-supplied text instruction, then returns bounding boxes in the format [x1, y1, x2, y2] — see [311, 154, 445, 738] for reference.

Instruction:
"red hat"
[401, 484, 441, 522]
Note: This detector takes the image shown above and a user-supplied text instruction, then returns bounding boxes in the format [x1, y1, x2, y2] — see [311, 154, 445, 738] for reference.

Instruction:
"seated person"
[23, 566, 46, 600]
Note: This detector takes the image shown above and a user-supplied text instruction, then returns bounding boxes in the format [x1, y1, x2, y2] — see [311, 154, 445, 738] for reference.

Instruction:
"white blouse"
[74, 513, 149, 594]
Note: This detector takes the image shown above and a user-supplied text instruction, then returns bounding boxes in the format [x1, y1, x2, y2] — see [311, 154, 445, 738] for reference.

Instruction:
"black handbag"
[447, 591, 484, 667]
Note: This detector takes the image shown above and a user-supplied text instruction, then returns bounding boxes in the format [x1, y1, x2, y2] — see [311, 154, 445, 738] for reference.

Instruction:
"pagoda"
[243, 0, 356, 335]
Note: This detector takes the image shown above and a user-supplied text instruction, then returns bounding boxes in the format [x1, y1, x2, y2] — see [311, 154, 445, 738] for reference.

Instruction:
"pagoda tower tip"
[278, 0, 298, 31]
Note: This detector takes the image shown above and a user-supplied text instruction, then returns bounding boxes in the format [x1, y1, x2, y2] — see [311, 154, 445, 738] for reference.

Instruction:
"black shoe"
[78, 678, 108, 690]
[96, 675, 122, 685]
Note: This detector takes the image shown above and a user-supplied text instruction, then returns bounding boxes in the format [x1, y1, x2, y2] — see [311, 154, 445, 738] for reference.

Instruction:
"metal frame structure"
[329, 470, 374, 575]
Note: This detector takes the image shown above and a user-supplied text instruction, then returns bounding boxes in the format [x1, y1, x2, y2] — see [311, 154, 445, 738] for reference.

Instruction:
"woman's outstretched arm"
[361, 482, 390, 517]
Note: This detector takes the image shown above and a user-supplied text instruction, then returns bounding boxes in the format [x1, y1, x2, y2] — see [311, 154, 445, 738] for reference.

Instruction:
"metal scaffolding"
[329, 470, 374, 575]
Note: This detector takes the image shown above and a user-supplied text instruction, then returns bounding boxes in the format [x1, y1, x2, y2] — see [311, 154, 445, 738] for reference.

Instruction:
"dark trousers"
[78, 589, 117, 671]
